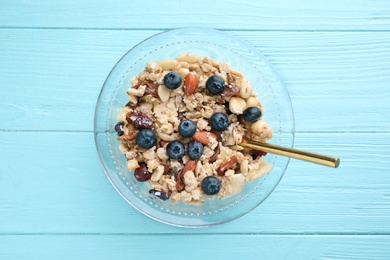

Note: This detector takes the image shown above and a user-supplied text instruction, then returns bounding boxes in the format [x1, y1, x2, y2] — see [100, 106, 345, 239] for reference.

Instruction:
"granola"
[115, 52, 273, 204]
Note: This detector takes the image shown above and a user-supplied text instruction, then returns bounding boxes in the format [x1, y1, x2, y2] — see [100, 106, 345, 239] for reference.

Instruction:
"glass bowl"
[94, 28, 294, 227]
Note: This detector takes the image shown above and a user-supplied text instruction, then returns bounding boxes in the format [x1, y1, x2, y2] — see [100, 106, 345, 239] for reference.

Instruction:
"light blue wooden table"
[1, 1, 390, 259]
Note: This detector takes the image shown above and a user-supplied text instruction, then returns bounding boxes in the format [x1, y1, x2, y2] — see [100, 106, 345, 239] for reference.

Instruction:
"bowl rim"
[94, 27, 295, 228]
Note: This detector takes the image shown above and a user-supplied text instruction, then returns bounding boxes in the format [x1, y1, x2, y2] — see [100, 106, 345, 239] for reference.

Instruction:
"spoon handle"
[241, 138, 340, 168]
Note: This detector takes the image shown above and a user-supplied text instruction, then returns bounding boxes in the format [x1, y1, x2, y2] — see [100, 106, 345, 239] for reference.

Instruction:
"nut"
[217, 156, 238, 174]
[145, 61, 162, 73]
[177, 52, 201, 63]
[127, 159, 139, 171]
[157, 59, 178, 70]
[158, 85, 170, 102]
[229, 97, 246, 114]
[250, 120, 273, 139]
[240, 160, 249, 176]
[246, 96, 261, 108]
[192, 131, 217, 145]
[182, 160, 197, 175]
[178, 68, 189, 79]
[239, 79, 253, 98]
[184, 73, 198, 95]
[127, 85, 146, 97]
[201, 63, 212, 72]
[151, 165, 165, 182]
[117, 132, 137, 141]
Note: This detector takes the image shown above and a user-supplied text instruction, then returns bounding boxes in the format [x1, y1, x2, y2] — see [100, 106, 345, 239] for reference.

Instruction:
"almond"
[182, 160, 196, 175]
[217, 156, 238, 174]
[184, 73, 198, 95]
[192, 131, 217, 145]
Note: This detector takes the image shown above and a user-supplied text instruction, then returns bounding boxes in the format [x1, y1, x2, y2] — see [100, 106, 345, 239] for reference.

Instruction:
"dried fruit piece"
[192, 131, 217, 145]
[217, 156, 238, 174]
[184, 73, 198, 95]
[221, 84, 239, 97]
[135, 80, 159, 98]
[134, 163, 152, 182]
[175, 170, 185, 192]
[132, 112, 154, 129]
[182, 160, 196, 175]
[251, 150, 268, 160]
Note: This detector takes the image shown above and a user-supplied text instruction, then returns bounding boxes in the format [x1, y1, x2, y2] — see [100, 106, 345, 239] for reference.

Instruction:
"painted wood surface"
[0, 0, 390, 30]
[1, 0, 390, 258]
[0, 235, 389, 259]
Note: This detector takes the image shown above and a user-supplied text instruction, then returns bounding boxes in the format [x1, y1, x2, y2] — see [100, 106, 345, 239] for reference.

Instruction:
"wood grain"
[0, 0, 390, 30]
[0, 235, 389, 259]
[0, 132, 389, 234]
[1, 29, 389, 131]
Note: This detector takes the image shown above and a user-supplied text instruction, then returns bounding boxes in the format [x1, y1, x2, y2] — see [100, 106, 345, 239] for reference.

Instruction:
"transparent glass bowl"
[94, 28, 294, 227]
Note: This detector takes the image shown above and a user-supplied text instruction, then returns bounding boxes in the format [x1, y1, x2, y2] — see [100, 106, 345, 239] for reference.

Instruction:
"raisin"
[149, 189, 169, 201]
[134, 163, 152, 182]
[166, 167, 178, 177]
[175, 170, 185, 192]
[221, 84, 239, 97]
[132, 112, 154, 129]
[251, 150, 268, 160]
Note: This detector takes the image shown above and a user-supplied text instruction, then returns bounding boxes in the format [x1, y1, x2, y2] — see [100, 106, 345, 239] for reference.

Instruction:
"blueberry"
[209, 112, 229, 131]
[149, 189, 169, 201]
[114, 122, 125, 136]
[166, 140, 185, 159]
[242, 106, 262, 122]
[201, 176, 221, 195]
[206, 75, 225, 94]
[187, 140, 204, 160]
[163, 72, 182, 89]
[178, 119, 197, 138]
[135, 129, 157, 149]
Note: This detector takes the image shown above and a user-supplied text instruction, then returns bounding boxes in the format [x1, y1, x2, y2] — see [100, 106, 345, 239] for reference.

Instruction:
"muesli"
[115, 52, 273, 204]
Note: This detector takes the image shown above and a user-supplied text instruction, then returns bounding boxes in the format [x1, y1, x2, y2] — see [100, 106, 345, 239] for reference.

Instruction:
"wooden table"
[1, 1, 389, 258]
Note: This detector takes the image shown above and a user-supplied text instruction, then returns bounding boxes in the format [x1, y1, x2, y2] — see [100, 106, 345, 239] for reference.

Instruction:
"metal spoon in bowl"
[240, 138, 340, 168]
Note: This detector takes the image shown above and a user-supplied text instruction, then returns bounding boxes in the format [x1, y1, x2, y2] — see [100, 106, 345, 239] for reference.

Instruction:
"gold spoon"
[241, 138, 340, 168]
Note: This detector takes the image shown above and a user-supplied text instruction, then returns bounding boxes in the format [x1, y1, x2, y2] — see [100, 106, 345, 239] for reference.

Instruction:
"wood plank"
[0, 0, 390, 30]
[1, 29, 389, 131]
[0, 235, 389, 259]
[0, 132, 389, 234]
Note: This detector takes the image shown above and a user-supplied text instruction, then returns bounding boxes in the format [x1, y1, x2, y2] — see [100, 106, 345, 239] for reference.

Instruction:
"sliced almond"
[158, 85, 170, 102]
